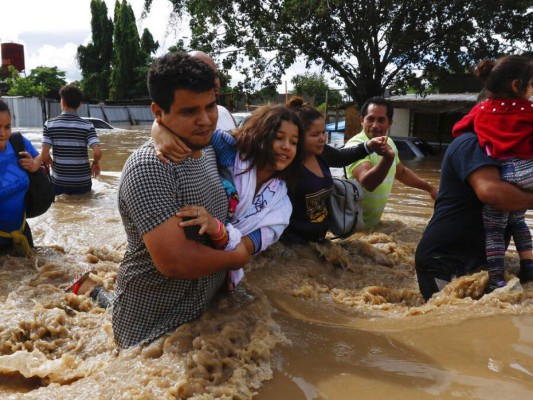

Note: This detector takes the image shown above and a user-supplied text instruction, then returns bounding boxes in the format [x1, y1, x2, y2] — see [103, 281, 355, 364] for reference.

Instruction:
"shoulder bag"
[327, 168, 365, 238]
[9, 132, 55, 218]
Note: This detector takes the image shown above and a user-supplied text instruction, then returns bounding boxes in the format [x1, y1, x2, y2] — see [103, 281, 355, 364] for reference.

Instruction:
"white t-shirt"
[217, 105, 237, 132]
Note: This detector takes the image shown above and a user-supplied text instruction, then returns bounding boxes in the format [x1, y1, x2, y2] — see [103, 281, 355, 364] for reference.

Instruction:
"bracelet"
[363, 141, 371, 155]
[211, 230, 229, 247]
[210, 222, 227, 241]
[210, 218, 224, 239]
[212, 234, 228, 245]
[211, 227, 228, 242]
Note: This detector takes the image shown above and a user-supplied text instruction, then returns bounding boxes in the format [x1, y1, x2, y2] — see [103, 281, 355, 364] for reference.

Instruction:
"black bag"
[327, 175, 364, 238]
[9, 133, 55, 218]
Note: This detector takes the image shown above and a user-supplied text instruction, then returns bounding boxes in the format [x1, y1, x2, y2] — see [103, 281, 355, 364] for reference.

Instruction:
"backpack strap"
[8, 132, 26, 159]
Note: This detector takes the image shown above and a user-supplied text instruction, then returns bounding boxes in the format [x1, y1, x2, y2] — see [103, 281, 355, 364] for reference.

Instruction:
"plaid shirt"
[112, 140, 228, 348]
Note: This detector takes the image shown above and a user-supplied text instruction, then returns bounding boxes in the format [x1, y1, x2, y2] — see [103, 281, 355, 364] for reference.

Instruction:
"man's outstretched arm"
[395, 163, 438, 200]
[352, 144, 395, 192]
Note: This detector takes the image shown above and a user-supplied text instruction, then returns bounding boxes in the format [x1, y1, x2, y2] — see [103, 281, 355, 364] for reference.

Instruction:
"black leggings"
[415, 256, 464, 301]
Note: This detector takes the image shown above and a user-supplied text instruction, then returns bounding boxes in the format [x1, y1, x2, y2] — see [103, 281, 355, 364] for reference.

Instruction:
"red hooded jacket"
[452, 99, 533, 159]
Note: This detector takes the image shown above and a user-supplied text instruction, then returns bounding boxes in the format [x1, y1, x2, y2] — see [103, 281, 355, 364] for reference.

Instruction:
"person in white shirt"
[189, 51, 237, 133]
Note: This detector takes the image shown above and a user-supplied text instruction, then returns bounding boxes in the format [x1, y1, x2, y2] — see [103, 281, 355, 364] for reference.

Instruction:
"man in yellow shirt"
[345, 97, 438, 227]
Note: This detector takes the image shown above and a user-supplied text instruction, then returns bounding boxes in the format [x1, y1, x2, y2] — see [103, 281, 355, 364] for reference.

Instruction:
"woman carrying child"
[452, 55, 533, 291]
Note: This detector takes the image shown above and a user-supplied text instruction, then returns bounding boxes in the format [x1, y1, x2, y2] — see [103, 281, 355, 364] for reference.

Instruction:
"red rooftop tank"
[1, 43, 25, 73]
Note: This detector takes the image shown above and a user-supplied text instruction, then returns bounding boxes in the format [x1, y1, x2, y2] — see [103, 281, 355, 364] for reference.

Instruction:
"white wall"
[389, 107, 410, 137]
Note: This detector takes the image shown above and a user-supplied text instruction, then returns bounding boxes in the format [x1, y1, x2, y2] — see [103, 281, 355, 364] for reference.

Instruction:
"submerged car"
[326, 119, 437, 159]
[231, 112, 252, 128]
[81, 117, 117, 130]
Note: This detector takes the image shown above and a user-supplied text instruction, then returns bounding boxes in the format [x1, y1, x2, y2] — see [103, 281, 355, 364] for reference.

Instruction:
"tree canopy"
[28, 66, 67, 99]
[5, 66, 66, 98]
[291, 73, 343, 107]
[78, 0, 159, 101]
[77, 0, 114, 100]
[109, 0, 143, 100]
[149, 0, 533, 105]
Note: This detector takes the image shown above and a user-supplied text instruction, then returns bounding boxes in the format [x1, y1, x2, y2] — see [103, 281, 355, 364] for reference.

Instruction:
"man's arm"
[468, 165, 533, 211]
[90, 144, 102, 177]
[352, 145, 395, 191]
[143, 216, 250, 279]
[395, 163, 438, 200]
[41, 144, 52, 168]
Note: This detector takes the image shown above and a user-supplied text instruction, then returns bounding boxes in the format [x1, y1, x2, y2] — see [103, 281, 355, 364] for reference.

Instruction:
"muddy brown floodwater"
[1, 128, 531, 399]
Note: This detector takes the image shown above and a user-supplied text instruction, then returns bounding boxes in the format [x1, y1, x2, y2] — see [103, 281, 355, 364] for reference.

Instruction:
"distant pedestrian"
[41, 84, 102, 195]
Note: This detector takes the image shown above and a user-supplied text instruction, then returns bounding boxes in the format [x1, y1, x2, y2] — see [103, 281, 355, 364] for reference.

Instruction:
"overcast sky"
[0, 0, 180, 81]
[0, 0, 315, 92]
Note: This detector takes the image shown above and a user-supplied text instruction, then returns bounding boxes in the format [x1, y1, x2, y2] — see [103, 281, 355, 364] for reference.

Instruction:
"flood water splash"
[1, 128, 532, 399]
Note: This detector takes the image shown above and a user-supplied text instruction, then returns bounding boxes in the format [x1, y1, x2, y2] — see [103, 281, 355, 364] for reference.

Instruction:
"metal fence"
[2, 96, 153, 128]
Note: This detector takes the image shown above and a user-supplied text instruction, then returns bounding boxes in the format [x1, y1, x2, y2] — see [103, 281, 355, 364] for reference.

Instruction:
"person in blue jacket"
[0, 100, 43, 257]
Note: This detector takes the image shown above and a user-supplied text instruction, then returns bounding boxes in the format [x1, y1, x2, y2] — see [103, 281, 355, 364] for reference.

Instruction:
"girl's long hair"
[233, 104, 304, 183]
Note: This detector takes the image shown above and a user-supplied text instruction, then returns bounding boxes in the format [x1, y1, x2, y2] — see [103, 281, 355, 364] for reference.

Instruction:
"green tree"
[140, 28, 160, 62]
[133, 28, 160, 95]
[150, 0, 533, 106]
[291, 73, 342, 107]
[167, 39, 187, 53]
[77, 0, 114, 100]
[28, 66, 67, 99]
[109, 0, 147, 100]
[5, 66, 46, 97]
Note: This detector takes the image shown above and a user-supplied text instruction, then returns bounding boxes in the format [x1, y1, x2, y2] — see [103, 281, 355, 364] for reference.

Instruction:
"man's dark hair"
[361, 96, 394, 120]
[0, 99, 10, 115]
[60, 84, 83, 109]
[147, 52, 217, 113]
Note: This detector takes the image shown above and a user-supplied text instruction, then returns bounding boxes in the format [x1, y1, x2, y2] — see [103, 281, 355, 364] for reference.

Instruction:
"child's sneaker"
[486, 273, 506, 293]
[65, 269, 98, 295]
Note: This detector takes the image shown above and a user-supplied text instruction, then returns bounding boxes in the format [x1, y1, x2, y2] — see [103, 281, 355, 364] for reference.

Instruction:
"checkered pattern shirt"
[112, 140, 228, 348]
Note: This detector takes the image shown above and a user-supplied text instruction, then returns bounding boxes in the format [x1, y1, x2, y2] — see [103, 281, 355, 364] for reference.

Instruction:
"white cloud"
[26, 43, 83, 82]
[0, 0, 337, 92]
[0, 0, 184, 81]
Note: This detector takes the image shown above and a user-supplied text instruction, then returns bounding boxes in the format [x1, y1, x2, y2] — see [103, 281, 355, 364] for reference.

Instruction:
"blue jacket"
[0, 135, 38, 243]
